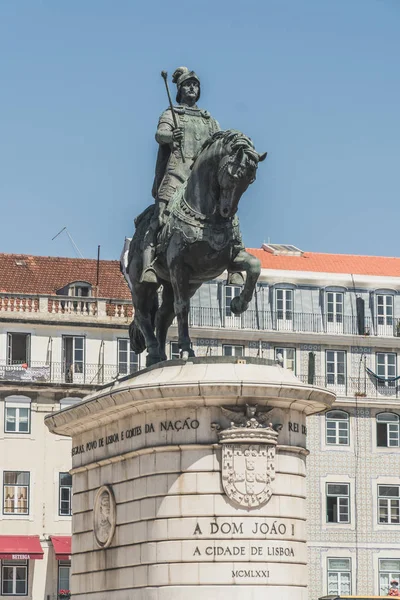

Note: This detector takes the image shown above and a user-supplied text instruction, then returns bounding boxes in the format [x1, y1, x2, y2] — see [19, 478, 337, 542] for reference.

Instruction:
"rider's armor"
[153, 106, 220, 204]
[140, 104, 219, 283]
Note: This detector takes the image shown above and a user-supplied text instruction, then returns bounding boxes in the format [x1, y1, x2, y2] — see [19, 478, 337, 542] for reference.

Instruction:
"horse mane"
[191, 129, 259, 170]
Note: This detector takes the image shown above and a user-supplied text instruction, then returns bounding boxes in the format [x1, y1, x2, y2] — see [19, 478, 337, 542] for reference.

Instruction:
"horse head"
[215, 130, 267, 219]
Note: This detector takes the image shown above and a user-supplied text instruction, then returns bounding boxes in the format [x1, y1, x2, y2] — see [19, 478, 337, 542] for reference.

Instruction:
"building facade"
[2, 246, 400, 598]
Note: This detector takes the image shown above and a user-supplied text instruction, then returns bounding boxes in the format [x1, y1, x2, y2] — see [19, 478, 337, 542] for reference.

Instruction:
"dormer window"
[57, 281, 92, 297]
[69, 284, 90, 297]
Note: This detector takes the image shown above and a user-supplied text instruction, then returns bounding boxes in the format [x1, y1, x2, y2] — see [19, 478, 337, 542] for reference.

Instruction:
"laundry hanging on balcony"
[365, 367, 400, 383]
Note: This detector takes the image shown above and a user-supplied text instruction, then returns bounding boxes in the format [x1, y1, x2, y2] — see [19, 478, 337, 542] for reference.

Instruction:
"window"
[1, 560, 28, 595]
[62, 336, 84, 383]
[4, 397, 31, 434]
[326, 350, 346, 387]
[225, 286, 241, 317]
[378, 485, 400, 524]
[377, 294, 394, 336]
[276, 289, 293, 322]
[326, 483, 350, 523]
[3, 472, 29, 515]
[377, 294, 394, 326]
[68, 283, 91, 297]
[59, 473, 72, 516]
[170, 342, 180, 360]
[326, 410, 349, 445]
[275, 347, 295, 372]
[58, 560, 71, 594]
[379, 559, 400, 596]
[117, 339, 139, 375]
[7, 333, 30, 366]
[223, 345, 244, 357]
[377, 353, 397, 387]
[327, 292, 343, 324]
[377, 413, 400, 447]
[327, 558, 351, 596]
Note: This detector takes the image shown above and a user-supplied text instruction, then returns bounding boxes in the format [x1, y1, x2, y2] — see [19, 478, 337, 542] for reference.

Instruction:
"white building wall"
[2, 264, 400, 597]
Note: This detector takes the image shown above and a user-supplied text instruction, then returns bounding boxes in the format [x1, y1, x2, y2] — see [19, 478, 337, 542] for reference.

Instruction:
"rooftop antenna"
[52, 227, 84, 259]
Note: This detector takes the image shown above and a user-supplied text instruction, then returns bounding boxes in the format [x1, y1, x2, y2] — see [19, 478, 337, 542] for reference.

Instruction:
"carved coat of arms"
[213, 405, 282, 509]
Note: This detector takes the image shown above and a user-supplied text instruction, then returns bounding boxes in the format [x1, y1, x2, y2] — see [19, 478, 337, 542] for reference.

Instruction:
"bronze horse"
[123, 130, 266, 366]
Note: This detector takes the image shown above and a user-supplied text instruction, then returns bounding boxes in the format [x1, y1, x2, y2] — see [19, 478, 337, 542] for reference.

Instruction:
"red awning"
[0, 535, 44, 560]
[51, 536, 71, 560]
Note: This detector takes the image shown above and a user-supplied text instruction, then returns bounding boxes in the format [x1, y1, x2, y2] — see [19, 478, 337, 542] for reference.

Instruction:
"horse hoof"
[181, 348, 195, 361]
[146, 354, 163, 367]
[230, 296, 248, 315]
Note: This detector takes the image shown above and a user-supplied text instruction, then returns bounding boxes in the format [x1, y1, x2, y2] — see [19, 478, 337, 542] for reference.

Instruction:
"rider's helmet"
[172, 67, 201, 103]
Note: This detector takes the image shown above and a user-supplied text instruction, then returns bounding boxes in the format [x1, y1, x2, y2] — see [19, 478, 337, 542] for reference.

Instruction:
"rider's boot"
[227, 271, 245, 286]
[140, 245, 158, 284]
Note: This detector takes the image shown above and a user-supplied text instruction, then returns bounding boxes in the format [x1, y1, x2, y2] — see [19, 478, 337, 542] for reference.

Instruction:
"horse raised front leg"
[229, 250, 261, 315]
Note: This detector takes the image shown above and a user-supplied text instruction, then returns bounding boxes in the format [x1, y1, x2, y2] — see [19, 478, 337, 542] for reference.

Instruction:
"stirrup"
[227, 271, 244, 286]
[140, 267, 158, 284]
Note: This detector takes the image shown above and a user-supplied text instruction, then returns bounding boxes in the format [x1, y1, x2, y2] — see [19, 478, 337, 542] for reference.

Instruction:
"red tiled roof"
[248, 248, 400, 278]
[1, 250, 400, 298]
[0, 254, 131, 299]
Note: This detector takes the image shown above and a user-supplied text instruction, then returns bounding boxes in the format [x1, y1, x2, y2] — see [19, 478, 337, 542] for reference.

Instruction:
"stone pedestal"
[45, 358, 334, 600]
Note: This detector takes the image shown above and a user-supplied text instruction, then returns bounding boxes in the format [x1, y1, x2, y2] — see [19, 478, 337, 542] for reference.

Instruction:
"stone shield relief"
[222, 443, 276, 508]
[213, 404, 281, 509]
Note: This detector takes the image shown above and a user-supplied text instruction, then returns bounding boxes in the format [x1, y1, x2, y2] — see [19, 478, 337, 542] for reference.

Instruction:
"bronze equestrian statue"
[122, 67, 266, 366]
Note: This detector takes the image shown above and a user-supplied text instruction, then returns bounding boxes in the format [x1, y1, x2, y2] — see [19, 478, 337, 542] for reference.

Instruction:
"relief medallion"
[93, 485, 116, 548]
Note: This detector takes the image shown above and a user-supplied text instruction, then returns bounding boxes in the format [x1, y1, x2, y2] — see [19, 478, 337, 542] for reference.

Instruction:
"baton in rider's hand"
[161, 70, 185, 163]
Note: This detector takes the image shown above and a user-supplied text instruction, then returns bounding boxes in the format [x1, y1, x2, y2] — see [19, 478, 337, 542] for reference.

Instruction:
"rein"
[170, 130, 257, 229]
[170, 184, 233, 230]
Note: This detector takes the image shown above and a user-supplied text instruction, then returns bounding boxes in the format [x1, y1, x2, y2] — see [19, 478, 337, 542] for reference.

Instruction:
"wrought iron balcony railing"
[298, 374, 400, 399]
[0, 361, 124, 386]
[188, 308, 400, 337]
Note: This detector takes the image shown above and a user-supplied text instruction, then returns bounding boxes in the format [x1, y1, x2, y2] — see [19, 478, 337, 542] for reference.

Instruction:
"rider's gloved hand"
[172, 127, 184, 143]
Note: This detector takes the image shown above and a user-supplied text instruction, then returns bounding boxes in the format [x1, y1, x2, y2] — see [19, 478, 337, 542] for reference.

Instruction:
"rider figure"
[140, 66, 220, 283]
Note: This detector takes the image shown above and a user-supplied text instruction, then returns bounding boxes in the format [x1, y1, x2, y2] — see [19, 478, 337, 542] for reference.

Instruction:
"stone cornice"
[45, 360, 335, 437]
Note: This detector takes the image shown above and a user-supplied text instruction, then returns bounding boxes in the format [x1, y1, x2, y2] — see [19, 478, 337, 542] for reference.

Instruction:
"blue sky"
[1, 0, 399, 260]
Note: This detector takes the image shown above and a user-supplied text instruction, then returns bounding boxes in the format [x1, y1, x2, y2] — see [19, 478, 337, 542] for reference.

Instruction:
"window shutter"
[308, 352, 315, 385]
[356, 297, 365, 335]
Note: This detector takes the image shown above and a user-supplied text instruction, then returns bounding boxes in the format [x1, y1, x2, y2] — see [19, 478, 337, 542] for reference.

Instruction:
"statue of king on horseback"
[122, 66, 267, 366]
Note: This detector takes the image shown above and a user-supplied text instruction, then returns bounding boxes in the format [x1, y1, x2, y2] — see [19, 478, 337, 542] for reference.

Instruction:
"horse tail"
[129, 319, 146, 354]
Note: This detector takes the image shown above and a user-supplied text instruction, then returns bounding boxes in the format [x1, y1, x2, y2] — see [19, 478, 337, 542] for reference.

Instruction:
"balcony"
[2, 292, 400, 339]
[2, 361, 398, 400]
[0, 293, 132, 322]
[188, 308, 400, 338]
[0, 361, 122, 386]
[299, 375, 400, 400]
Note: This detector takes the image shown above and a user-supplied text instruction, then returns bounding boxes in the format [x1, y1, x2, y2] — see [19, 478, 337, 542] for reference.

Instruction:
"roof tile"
[0, 254, 130, 299]
[1, 249, 400, 298]
[248, 248, 400, 278]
